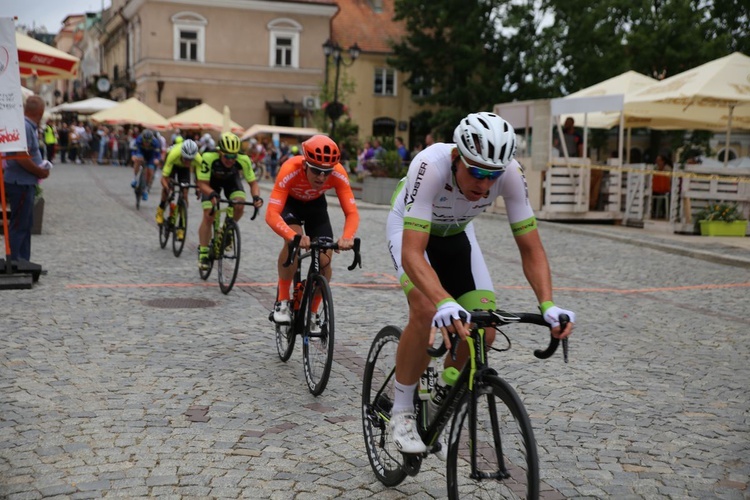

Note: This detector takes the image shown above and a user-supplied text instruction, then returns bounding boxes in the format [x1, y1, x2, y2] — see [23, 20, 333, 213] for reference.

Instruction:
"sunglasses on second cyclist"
[459, 155, 504, 180]
[221, 152, 237, 160]
[306, 162, 333, 177]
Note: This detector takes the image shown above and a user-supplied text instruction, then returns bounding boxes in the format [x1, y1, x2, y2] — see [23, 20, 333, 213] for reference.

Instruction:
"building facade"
[50, 0, 432, 147]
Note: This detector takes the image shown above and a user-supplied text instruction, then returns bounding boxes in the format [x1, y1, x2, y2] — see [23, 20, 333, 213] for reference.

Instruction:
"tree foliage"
[391, 0, 749, 124]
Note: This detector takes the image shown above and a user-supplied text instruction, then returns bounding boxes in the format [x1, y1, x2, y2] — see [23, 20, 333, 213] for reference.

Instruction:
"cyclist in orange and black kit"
[265, 135, 360, 324]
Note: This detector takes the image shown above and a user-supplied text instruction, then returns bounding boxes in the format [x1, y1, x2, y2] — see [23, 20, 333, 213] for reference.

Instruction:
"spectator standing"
[43, 121, 57, 161]
[3, 96, 51, 261]
[395, 136, 409, 164]
[57, 123, 69, 163]
[424, 133, 435, 147]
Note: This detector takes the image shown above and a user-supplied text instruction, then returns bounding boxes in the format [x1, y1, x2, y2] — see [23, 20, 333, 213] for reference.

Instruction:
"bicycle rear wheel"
[361, 325, 407, 487]
[172, 199, 188, 257]
[302, 274, 334, 396]
[217, 220, 240, 294]
[446, 375, 539, 500]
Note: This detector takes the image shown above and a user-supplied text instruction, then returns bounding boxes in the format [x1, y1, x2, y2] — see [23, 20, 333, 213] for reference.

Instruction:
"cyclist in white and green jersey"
[385, 112, 576, 455]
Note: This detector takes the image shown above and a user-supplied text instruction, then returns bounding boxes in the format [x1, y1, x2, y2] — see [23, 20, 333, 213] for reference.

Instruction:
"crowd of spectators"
[38, 122, 220, 166]
[40, 121, 439, 182]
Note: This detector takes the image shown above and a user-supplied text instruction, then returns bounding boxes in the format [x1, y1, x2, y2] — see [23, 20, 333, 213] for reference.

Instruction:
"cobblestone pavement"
[1, 163, 748, 499]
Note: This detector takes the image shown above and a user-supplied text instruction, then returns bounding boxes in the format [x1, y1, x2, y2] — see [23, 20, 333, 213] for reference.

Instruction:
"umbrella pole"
[724, 105, 734, 167]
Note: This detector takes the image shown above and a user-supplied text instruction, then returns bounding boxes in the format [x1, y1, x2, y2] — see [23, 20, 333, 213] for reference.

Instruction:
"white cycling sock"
[392, 380, 417, 414]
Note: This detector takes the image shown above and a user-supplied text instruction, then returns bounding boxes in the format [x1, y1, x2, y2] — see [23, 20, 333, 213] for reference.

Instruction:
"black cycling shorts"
[169, 168, 191, 186]
[281, 196, 333, 239]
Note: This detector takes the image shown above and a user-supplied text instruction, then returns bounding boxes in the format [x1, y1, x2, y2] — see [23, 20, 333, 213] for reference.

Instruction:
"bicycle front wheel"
[199, 241, 214, 281]
[217, 220, 240, 294]
[158, 218, 169, 249]
[361, 325, 407, 487]
[172, 199, 188, 257]
[446, 375, 539, 500]
[302, 274, 334, 396]
[135, 173, 145, 210]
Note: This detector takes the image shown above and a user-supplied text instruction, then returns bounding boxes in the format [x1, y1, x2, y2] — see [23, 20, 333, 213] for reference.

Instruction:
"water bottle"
[418, 363, 436, 403]
[427, 367, 460, 424]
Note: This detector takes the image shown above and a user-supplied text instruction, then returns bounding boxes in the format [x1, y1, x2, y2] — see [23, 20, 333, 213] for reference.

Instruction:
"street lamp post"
[322, 39, 360, 139]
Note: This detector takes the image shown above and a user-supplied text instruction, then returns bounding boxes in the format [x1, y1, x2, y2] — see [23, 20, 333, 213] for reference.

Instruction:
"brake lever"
[533, 314, 570, 362]
[347, 238, 362, 270]
[282, 234, 301, 268]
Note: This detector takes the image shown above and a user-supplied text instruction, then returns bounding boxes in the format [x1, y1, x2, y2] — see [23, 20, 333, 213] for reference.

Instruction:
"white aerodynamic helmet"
[453, 112, 517, 170]
[181, 139, 199, 159]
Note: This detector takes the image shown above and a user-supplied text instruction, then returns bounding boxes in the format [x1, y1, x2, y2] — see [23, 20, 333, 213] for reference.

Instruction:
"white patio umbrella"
[628, 52, 750, 164]
[90, 98, 170, 130]
[49, 97, 119, 115]
[564, 71, 659, 129]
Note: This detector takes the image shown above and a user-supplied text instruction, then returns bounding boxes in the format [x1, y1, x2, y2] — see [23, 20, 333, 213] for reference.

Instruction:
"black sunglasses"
[306, 162, 333, 176]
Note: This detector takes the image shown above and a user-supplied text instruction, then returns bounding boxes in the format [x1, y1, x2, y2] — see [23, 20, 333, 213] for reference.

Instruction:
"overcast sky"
[7, 0, 112, 33]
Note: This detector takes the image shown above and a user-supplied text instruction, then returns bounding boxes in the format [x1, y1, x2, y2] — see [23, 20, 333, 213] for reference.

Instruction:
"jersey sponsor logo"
[439, 196, 448, 202]
[332, 170, 349, 184]
[471, 201, 492, 210]
[404, 220, 430, 232]
[387, 241, 399, 271]
[404, 162, 427, 206]
[291, 187, 324, 200]
[511, 218, 537, 235]
[278, 169, 301, 188]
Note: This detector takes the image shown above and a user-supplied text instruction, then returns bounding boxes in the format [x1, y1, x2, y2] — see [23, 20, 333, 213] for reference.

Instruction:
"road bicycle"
[158, 180, 196, 258]
[198, 197, 259, 295]
[133, 164, 148, 210]
[362, 309, 570, 499]
[272, 234, 361, 396]
[133, 159, 158, 210]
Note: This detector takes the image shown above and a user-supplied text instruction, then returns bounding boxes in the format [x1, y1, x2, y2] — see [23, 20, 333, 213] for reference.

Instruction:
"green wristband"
[436, 298, 456, 308]
[539, 301, 555, 314]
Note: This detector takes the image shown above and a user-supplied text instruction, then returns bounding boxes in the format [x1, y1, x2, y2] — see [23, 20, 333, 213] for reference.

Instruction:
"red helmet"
[301, 135, 340, 168]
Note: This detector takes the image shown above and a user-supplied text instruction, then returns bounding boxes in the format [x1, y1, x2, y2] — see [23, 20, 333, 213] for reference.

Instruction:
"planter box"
[699, 220, 748, 237]
[362, 176, 401, 205]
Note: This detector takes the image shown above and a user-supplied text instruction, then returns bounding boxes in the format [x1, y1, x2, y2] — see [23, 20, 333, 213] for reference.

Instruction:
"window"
[171, 12, 207, 63]
[275, 37, 293, 67]
[176, 98, 202, 115]
[268, 19, 301, 69]
[179, 30, 198, 61]
[374, 68, 396, 96]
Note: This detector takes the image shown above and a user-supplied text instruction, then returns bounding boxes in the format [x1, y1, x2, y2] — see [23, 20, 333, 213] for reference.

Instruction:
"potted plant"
[362, 150, 406, 205]
[694, 203, 748, 236]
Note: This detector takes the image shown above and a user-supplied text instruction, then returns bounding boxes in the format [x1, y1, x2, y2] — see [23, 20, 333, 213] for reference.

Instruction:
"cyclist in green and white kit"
[196, 132, 263, 270]
[385, 112, 576, 455]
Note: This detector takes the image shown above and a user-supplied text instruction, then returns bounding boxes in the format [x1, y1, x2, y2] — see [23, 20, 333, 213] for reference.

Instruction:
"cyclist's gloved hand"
[541, 304, 576, 329]
[432, 299, 471, 329]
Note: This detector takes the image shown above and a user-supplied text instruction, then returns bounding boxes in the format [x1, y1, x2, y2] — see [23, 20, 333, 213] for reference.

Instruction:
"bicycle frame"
[209, 197, 259, 257]
[412, 311, 568, 475]
[282, 234, 362, 334]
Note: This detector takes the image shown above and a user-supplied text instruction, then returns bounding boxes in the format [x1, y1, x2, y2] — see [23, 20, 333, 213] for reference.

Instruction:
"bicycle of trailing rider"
[198, 197, 259, 295]
[158, 179, 196, 257]
[362, 308, 570, 499]
[273, 234, 361, 396]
